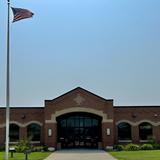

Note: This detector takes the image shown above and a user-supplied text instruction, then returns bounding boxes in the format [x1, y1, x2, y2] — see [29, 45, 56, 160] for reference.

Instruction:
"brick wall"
[114, 106, 160, 143]
[1, 88, 160, 149]
[0, 107, 44, 144]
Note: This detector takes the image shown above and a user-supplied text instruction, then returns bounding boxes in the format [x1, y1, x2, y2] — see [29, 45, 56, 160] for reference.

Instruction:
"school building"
[0, 87, 160, 149]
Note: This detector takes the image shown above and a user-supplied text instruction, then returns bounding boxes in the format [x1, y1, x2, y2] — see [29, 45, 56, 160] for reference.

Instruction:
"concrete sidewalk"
[44, 149, 117, 160]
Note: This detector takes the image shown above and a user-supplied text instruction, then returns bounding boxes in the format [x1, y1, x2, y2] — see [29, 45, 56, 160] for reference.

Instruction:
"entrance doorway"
[57, 112, 102, 148]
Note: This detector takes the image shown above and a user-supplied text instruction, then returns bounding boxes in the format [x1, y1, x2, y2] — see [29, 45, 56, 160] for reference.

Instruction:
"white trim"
[45, 120, 56, 124]
[140, 140, 149, 143]
[135, 120, 156, 126]
[118, 140, 132, 143]
[0, 121, 43, 128]
[116, 119, 159, 126]
[9, 142, 18, 144]
[10, 121, 23, 127]
[30, 141, 41, 144]
[9, 141, 41, 144]
[0, 124, 5, 128]
[102, 119, 113, 123]
[116, 120, 135, 126]
[24, 121, 43, 127]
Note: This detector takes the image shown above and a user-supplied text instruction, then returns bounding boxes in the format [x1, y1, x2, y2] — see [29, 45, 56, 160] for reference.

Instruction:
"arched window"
[118, 122, 131, 140]
[9, 124, 20, 142]
[139, 122, 152, 140]
[27, 123, 41, 141]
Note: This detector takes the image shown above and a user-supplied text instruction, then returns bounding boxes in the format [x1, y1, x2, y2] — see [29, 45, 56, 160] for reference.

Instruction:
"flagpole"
[5, 0, 10, 159]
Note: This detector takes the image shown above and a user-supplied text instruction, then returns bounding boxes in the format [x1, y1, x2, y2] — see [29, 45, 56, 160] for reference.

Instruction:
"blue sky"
[0, 0, 160, 107]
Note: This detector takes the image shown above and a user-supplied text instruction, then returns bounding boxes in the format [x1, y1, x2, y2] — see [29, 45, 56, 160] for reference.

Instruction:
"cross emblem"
[74, 94, 85, 105]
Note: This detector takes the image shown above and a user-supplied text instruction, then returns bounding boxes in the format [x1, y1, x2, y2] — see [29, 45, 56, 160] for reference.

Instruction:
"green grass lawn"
[0, 152, 51, 160]
[110, 150, 160, 160]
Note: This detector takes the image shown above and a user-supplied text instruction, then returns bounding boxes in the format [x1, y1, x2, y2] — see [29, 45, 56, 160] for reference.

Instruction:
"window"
[27, 123, 41, 141]
[9, 124, 20, 142]
[118, 122, 131, 140]
[139, 122, 152, 140]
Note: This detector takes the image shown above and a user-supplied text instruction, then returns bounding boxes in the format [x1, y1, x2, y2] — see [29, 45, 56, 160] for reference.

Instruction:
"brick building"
[0, 87, 160, 149]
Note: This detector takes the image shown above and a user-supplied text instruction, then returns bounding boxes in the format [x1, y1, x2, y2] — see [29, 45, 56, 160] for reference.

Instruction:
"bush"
[114, 145, 124, 151]
[148, 137, 156, 144]
[32, 146, 43, 152]
[15, 139, 32, 153]
[152, 143, 160, 150]
[43, 145, 48, 151]
[125, 144, 140, 151]
[32, 145, 49, 152]
[140, 144, 153, 150]
[0, 145, 5, 151]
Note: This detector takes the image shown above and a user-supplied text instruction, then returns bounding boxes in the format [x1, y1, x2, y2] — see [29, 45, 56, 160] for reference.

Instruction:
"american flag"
[11, 7, 34, 23]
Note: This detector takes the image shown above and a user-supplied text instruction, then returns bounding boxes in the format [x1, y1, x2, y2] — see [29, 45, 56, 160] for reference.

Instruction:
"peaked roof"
[46, 87, 113, 102]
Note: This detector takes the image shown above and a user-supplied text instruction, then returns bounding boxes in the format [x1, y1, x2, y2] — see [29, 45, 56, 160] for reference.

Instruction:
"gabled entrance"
[44, 87, 114, 149]
[57, 112, 102, 148]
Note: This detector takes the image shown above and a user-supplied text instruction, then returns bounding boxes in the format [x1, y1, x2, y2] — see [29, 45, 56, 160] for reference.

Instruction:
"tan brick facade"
[0, 87, 160, 149]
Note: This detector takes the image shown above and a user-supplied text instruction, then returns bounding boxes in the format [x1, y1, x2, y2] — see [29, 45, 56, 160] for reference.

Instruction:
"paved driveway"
[44, 149, 117, 160]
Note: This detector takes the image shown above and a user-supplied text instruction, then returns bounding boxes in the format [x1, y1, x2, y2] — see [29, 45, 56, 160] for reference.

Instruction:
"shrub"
[43, 145, 48, 151]
[148, 137, 156, 144]
[152, 143, 160, 150]
[125, 144, 140, 151]
[32, 146, 43, 152]
[140, 144, 153, 150]
[114, 145, 124, 151]
[15, 139, 32, 153]
[0, 145, 5, 151]
[32, 145, 49, 152]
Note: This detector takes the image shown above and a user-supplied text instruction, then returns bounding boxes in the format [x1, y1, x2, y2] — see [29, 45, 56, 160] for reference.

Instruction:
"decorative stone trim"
[140, 140, 149, 143]
[116, 119, 160, 126]
[102, 119, 113, 123]
[45, 120, 56, 124]
[0, 120, 43, 128]
[45, 107, 113, 123]
[30, 141, 41, 144]
[10, 121, 24, 127]
[0, 124, 5, 128]
[118, 140, 132, 143]
[24, 121, 43, 127]
[116, 120, 135, 126]
[73, 94, 85, 105]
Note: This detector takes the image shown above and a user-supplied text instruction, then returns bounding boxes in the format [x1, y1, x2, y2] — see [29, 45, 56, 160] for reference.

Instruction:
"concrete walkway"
[44, 149, 117, 160]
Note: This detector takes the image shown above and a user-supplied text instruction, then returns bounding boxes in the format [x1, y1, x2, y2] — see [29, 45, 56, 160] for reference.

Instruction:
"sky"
[0, 0, 160, 107]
